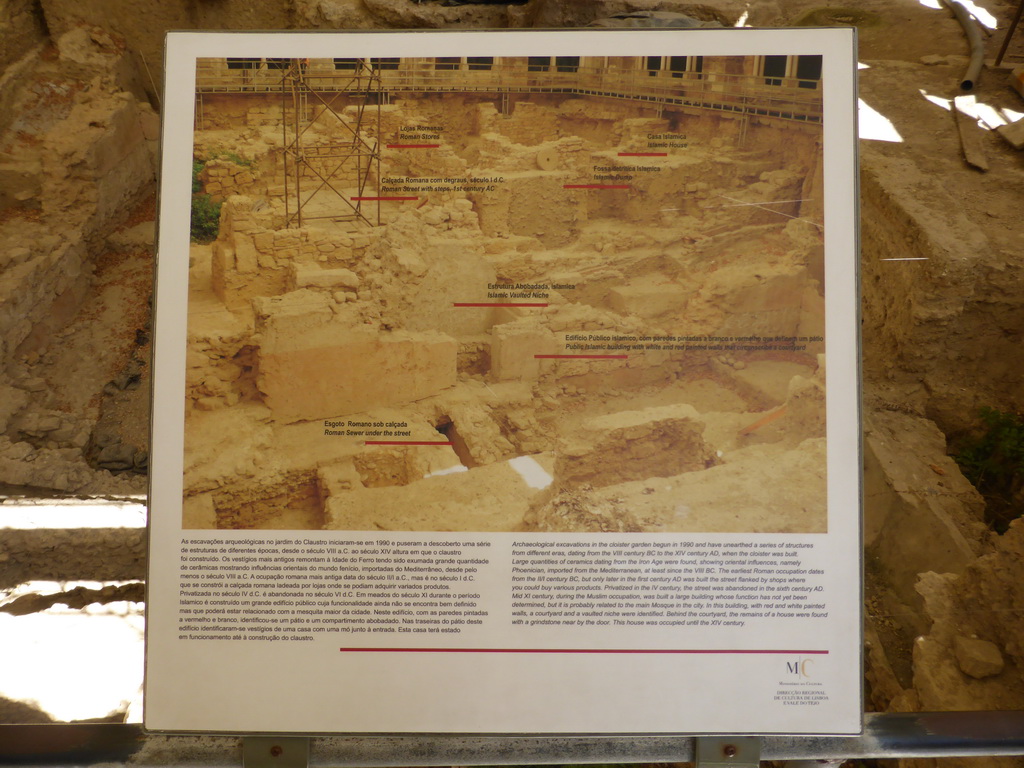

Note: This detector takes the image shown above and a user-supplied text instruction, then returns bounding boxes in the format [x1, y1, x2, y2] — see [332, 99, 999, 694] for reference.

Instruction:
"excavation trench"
[177, 66, 832, 536]
[2, 14, 1024, 728]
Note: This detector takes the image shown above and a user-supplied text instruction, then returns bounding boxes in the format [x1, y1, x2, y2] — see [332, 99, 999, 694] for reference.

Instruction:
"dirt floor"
[0, 0, 1023, 753]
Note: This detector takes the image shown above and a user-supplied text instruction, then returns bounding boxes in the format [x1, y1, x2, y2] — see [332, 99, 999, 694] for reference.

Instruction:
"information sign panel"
[147, 28, 861, 734]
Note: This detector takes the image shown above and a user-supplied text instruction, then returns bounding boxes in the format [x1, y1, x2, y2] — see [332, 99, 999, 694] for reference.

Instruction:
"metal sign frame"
[3, 712, 1024, 767]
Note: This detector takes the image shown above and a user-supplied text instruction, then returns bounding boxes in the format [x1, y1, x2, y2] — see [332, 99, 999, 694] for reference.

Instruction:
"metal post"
[995, 0, 1024, 67]
[282, 68, 290, 228]
[292, 67, 303, 228]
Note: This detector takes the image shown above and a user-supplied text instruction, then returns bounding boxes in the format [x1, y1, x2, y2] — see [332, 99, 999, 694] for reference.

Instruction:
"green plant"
[954, 406, 1024, 532]
[190, 158, 221, 243]
[211, 149, 252, 167]
[190, 193, 222, 243]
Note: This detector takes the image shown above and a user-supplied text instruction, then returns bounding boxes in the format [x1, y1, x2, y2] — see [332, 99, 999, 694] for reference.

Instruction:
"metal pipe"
[943, 0, 986, 90]
[3, 712, 1024, 767]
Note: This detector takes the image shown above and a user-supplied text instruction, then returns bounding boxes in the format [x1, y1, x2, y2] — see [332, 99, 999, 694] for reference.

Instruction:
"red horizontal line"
[365, 441, 453, 446]
[618, 152, 668, 157]
[340, 648, 830, 655]
[351, 196, 418, 201]
[453, 302, 548, 308]
[535, 354, 628, 359]
[563, 184, 630, 189]
[386, 144, 440, 149]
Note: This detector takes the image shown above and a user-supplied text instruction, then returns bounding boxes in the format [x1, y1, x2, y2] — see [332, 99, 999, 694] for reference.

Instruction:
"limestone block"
[0, 385, 28, 432]
[470, 171, 581, 247]
[96, 442, 135, 470]
[730, 265, 808, 314]
[209, 240, 233, 295]
[253, 232, 274, 251]
[5, 247, 31, 266]
[445, 402, 515, 467]
[555, 437, 826, 534]
[257, 317, 457, 422]
[797, 283, 826, 346]
[0, 236, 90, 357]
[619, 117, 670, 145]
[54, 26, 120, 69]
[954, 636, 1004, 679]
[490, 323, 558, 381]
[784, 373, 826, 441]
[108, 221, 154, 251]
[17, 377, 47, 392]
[912, 634, 982, 713]
[996, 119, 1024, 150]
[233, 234, 259, 273]
[561, 405, 712, 489]
[211, 228, 293, 310]
[183, 493, 217, 529]
[221, 195, 254, 236]
[256, 249, 277, 270]
[864, 410, 986, 604]
[317, 461, 365, 498]
[40, 88, 154, 238]
[290, 264, 360, 291]
[717, 360, 814, 408]
[382, 236, 497, 337]
[137, 102, 161, 141]
[87, 93, 145, 177]
[35, 414, 62, 433]
[555, 404, 714, 488]
[609, 274, 687, 318]
[253, 290, 334, 342]
[0, 158, 42, 211]
[324, 454, 554, 532]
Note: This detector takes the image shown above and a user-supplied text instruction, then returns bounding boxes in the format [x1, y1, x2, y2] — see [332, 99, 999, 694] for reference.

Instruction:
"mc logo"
[786, 658, 814, 678]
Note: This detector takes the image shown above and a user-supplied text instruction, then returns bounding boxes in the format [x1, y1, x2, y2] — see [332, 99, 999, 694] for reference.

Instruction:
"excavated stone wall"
[0, 27, 157, 498]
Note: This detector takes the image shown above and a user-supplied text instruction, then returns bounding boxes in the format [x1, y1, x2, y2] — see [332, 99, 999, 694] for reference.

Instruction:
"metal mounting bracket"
[695, 736, 762, 768]
[243, 737, 310, 768]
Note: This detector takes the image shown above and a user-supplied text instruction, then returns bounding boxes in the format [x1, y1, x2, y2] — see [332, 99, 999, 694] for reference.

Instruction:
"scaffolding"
[279, 59, 383, 229]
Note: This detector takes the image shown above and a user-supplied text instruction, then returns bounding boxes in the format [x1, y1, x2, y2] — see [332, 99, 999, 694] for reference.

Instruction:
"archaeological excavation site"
[180, 54, 829, 534]
[2, 0, 1024, 754]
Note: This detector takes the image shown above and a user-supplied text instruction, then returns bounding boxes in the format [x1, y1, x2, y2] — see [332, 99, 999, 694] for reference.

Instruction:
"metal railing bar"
[2, 712, 1024, 766]
[192, 63, 822, 125]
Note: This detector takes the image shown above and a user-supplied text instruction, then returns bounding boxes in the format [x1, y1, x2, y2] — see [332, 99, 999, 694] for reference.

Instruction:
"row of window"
[645, 56, 704, 75]
[226, 56, 565, 73]
[226, 57, 490, 71]
[224, 57, 395, 70]
[225, 57, 683, 74]
[223, 55, 821, 85]
[763, 55, 822, 88]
